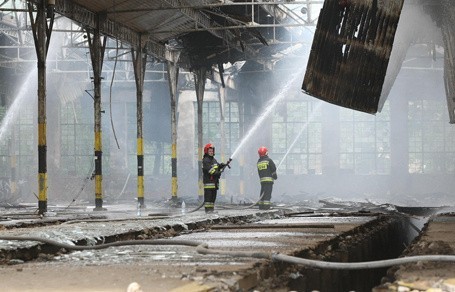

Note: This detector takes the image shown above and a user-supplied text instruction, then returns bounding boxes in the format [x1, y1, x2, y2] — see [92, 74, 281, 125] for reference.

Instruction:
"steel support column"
[28, 0, 54, 215]
[166, 53, 180, 202]
[86, 23, 107, 211]
[132, 39, 147, 207]
[218, 84, 226, 197]
[194, 68, 207, 201]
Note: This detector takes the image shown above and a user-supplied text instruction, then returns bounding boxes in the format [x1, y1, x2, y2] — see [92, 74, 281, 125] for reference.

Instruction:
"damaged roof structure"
[50, 0, 310, 72]
[7, 0, 451, 119]
[0, 0, 450, 213]
[302, 0, 455, 123]
[1, 3, 455, 290]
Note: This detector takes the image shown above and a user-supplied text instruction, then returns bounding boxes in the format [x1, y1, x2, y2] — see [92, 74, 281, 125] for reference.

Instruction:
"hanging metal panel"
[302, 0, 404, 114]
[441, 2, 455, 123]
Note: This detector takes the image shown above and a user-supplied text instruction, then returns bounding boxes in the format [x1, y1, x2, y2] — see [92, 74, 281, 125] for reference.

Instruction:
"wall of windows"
[272, 99, 322, 175]
[0, 106, 9, 177]
[408, 100, 455, 174]
[15, 102, 36, 178]
[60, 101, 93, 176]
[2, 79, 455, 204]
[195, 100, 240, 160]
[339, 102, 391, 175]
[202, 101, 221, 144]
[224, 102, 240, 158]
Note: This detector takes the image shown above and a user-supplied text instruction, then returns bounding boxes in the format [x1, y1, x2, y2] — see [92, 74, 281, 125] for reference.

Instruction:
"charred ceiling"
[168, 3, 291, 70]
[40, 0, 300, 71]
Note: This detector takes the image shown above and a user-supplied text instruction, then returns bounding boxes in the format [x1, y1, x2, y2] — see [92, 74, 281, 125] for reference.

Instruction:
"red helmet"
[258, 146, 268, 157]
[204, 143, 215, 155]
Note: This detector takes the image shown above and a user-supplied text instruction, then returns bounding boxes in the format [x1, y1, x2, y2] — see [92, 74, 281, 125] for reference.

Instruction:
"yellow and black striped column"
[137, 137, 144, 206]
[194, 68, 206, 201]
[29, 0, 54, 214]
[171, 143, 177, 199]
[132, 45, 147, 207]
[167, 60, 179, 201]
[86, 23, 107, 211]
[37, 0, 48, 214]
[94, 130, 103, 209]
[38, 120, 47, 213]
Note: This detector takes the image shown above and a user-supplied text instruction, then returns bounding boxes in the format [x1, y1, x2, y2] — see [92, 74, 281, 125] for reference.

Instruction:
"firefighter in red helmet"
[202, 143, 226, 213]
[257, 146, 277, 210]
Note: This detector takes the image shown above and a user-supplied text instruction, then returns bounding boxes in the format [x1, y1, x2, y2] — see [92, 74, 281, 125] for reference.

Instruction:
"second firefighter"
[257, 146, 277, 210]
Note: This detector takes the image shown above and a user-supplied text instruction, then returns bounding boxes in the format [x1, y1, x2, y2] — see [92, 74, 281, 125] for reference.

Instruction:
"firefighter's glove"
[272, 172, 278, 180]
[219, 162, 226, 170]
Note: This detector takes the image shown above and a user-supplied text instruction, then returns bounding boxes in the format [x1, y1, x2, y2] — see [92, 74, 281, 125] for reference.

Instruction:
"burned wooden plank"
[302, 0, 404, 114]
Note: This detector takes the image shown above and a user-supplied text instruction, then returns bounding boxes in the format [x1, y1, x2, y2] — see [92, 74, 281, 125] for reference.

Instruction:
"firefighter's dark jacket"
[257, 155, 277, 184]
[202, 154, 222, 189]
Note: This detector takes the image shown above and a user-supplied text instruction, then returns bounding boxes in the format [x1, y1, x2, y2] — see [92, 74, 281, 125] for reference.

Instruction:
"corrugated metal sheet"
[302, 0, 404, 114]
[68, 0, 209, 42]
[441, 2, 455, 123]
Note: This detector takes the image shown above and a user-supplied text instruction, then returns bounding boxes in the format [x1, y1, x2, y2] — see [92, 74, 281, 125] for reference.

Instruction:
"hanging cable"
[109, 0, 120, 149]
[65, 154, 96, 209]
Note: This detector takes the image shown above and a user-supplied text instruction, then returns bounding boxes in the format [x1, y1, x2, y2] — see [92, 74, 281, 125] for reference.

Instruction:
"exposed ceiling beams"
[44, 0, 312, 70]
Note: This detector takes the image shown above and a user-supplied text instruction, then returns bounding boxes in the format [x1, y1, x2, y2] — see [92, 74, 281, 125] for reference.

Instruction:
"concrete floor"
[0, 202, 454, 291]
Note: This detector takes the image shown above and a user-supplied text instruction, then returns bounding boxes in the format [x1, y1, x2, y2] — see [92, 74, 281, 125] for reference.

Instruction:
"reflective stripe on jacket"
[257, 155, 277, 184]
[202, 154, 220, 186]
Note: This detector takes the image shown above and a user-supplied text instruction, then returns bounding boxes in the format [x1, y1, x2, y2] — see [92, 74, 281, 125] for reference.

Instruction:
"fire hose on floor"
[1, 236, 455, 270]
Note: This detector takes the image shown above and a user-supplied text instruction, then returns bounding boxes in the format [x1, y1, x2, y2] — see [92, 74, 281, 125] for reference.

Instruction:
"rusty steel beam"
[161, 0, 258, 59]
[302, 0, 404, 114]
[52, 0, 169, 62]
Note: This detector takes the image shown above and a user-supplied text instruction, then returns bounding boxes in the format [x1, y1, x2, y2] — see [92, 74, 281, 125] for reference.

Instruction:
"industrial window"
[408, 100, 455, 174]
[0, 106, 9, 177]
[224, 102, 240, 160]
[339, 102, 391, 175]
[202, 101, 221, 143]
[60, 101, 95, 176]
[272, 99, 322, 175]
[195, 101, 240, 161]
[0, 101, 35, 200]
[16, 101, 36, 178]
